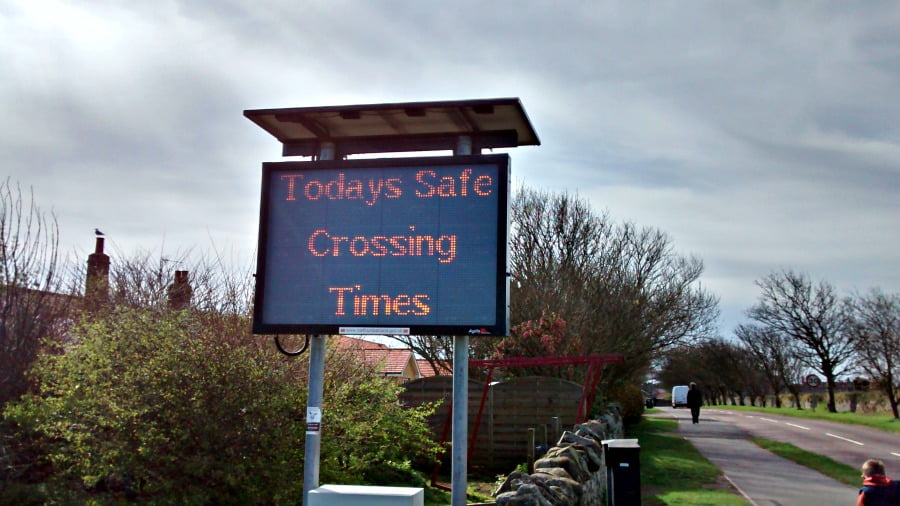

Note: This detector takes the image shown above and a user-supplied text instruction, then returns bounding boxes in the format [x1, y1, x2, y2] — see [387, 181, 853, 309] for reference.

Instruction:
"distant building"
[416, 358, 452, 378]
[333, 336, 421, 383]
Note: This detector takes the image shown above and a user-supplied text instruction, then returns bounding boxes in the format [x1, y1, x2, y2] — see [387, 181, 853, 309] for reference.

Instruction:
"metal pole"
[451, 335, 468, 506]
[303, 141, 335, 504]
[303, 335, 325, 502]
[451, 135, 472, 506]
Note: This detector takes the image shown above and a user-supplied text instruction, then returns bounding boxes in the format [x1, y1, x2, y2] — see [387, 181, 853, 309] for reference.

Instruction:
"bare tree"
[657, 338, 751, 405]
[735, 324, 783, 407]
[848, 289, 899, 418]
[0, 179, 74, 406]
[656, 346, 700, 391]
[706, 339, 758, 406]
[96, 245, 254, 316]
[735, 323, 804, 408]
[507, 188, 718, 385]
[388, 333, 498, 378]
[747, 270, 854, 413]
[388, 334, 453, 374]
[394, 189, 611, 372]
[395, 187, 719, 384]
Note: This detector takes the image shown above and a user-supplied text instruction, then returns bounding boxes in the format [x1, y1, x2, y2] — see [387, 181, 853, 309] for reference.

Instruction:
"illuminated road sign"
[254, 154, 509, 336]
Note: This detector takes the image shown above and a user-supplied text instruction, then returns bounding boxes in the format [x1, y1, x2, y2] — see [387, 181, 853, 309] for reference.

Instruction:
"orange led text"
[308, 226, 457, 263]
[280, 173, 402, 205]
[329, 285, 431, 316]
[415, 168, 493, 198]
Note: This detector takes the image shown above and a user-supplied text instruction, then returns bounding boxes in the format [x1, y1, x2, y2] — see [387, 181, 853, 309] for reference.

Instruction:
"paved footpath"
[673, 410, 859, 506]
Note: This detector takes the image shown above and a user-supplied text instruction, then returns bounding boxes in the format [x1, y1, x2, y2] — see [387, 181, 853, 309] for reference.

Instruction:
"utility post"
[451, 135, 472, 506]
[302, 142, 335, 502]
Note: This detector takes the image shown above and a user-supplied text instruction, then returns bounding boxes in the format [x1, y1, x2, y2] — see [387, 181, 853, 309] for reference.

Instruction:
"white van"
[671, 385, 689, 408]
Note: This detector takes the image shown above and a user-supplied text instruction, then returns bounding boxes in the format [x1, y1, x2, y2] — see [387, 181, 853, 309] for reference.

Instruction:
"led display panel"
[253, 154, 509, 336]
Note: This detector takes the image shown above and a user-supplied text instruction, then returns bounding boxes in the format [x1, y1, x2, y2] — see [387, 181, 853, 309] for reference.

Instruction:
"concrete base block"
[308, 484, 424, 506]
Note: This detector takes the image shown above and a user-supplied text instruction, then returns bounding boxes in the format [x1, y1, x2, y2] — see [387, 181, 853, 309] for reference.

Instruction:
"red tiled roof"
[416, 359, 452, 377]
[369, 349, 415, 375]
[334, 336, 416, 376]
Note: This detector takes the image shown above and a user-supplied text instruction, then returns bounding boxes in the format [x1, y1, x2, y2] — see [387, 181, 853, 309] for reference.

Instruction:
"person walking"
[686, 382, 702, 424]
[857, 459, 898, 505]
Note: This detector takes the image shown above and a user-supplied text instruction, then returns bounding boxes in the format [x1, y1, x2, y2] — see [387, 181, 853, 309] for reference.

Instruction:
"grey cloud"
[2, 0, 898, 334]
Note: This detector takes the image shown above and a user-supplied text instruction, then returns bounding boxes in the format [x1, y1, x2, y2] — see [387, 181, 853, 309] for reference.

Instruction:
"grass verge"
[628, 416, 749, 505]
[750, 438, 861, 487]
[710, 405, 900, 433]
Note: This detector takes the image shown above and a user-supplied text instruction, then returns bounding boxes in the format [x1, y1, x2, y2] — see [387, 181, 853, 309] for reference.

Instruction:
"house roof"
[334, 336, 418, 376]
[416, 359, 452, 377]
[370, 349, 416, 376]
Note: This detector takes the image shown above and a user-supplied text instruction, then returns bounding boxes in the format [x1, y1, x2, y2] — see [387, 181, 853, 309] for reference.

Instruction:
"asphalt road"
[658, 406, 865, 506]
[701, 407, 900, 472]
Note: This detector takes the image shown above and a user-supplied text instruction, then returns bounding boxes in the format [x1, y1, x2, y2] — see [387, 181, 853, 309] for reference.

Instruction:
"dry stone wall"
[493, 406, 624, 506]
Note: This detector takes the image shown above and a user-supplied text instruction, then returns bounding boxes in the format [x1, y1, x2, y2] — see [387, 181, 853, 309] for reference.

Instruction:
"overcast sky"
[3, 1, 898, 335]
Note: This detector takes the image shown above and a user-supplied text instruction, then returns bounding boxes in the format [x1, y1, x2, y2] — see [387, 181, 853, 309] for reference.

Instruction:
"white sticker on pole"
[306, 407, 321, 434]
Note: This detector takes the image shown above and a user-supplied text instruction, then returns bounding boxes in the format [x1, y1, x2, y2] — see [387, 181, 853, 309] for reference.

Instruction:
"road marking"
[892, 452, 900, 457]
[760, 417, 780, 423]
[786, 423, 810, 430]
[826, 433, 864, 446]
[722, 473, 760, 506]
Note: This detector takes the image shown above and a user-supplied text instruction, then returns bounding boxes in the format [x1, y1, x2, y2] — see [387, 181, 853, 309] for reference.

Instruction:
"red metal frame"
[430, 353, 624, 488]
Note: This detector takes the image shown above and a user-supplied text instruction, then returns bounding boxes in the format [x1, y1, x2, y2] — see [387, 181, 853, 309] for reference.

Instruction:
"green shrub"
[361, 460, 427, 487]
[5, 308, 440, 503]
[604, 382, 645, 424]
[6, 308, 306, 503]
[0, 481, 44, 506]
[319, 347, 441, 485]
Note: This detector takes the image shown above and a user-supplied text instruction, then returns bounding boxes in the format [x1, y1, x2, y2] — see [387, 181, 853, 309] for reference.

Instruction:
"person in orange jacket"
[857, 459, 898, 506]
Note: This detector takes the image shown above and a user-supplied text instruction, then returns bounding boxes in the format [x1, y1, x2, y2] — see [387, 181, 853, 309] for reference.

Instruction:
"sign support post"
[302, 142, 334, 504]
[302, 334, 325, 503]
[451, 136, 471, 506]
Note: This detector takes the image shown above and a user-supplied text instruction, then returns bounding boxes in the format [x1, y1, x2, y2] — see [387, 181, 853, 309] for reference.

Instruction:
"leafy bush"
[492, 312, 568, 378]
[319, 345, 441, 485]
[361, 460, 426, 487]
[0, 480, 43, 506]
[604, 382, 645, 424]
[6, 308, 307, 503]
[5, 308, 440, 502]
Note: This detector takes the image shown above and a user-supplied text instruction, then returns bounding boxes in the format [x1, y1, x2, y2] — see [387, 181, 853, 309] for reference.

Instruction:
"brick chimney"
[167, 270, 193, 310]
[85, 237, 110, 311]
